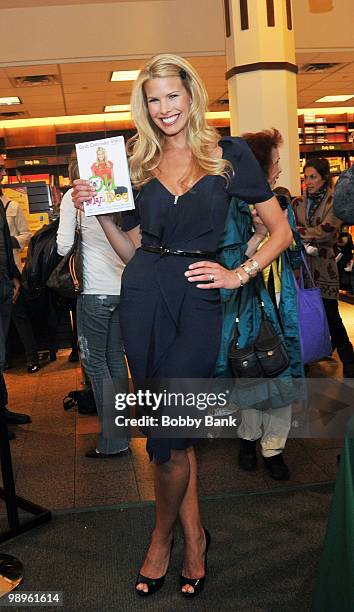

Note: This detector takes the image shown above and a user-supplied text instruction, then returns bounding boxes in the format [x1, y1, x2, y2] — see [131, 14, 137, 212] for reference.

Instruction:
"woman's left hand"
[185, 261, 241, 290]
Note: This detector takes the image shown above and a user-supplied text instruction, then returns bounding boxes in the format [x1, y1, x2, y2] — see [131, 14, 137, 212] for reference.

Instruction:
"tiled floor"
[1, 301, 352, 511]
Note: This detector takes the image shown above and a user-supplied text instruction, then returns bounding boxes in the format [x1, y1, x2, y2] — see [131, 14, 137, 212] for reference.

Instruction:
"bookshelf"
[298, 112, 354, 176]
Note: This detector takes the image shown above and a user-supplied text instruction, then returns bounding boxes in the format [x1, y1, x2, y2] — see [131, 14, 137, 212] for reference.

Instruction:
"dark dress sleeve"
[220, 136, 273, 204]
[121, 190, 141, 231]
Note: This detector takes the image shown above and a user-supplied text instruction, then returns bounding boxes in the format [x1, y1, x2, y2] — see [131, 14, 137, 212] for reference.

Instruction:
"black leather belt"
[141, 246, 216, 259]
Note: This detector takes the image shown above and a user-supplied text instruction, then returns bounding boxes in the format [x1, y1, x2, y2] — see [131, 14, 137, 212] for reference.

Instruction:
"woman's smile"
[160, 114, 180, 127]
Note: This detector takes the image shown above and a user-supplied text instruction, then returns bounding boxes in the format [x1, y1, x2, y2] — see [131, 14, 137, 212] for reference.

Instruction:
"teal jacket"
[214, 198, 304, 409]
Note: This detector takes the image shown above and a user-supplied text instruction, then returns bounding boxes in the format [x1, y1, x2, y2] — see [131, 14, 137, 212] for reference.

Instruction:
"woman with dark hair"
[242, 128, 283, 185]
[293, 157, 354, 376]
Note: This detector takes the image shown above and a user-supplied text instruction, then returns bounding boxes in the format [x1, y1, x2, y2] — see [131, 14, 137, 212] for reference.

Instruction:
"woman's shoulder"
[218, 135, 247, 157]
[60, 188, 74, 208]
[325, 188, 334, 204]
[218, 136, 264, 168]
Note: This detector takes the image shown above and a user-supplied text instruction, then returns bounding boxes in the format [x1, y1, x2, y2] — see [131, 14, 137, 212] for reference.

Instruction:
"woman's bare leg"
[178, 447, 206, 594]
[136, 448, 190, 593]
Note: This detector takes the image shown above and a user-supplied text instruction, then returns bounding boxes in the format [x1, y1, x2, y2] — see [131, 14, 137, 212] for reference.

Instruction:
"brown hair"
[303, 157, 332, 187]
[241, 128, 283, 178]
[68, 150, 79, 183]
[274, 185, 291, 199]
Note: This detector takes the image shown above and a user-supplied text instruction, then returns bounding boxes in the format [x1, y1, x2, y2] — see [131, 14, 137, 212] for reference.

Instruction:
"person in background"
[335, 229, 353, 293]
[273, 185, 292, 200]
[57, 152, 129, 459]
[333, 164, 354, 295]
[293, 158, 354, 377]
[0, 161, 40, 373]
[0, 182, 31, 440]
[216, 128, 303, 481]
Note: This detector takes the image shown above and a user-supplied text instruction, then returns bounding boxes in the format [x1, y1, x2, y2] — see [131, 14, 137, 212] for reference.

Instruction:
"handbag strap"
[299, 251, 316, 289]
[253, 280, 268, 321]
[76, 209, 82, 232]
[231, 277, 267, 348]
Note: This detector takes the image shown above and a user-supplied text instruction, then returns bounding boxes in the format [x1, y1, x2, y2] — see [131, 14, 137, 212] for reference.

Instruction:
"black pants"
[322, 298, 352, 352]
[10, 290, 38, 362]
[0, 277, 13, 408]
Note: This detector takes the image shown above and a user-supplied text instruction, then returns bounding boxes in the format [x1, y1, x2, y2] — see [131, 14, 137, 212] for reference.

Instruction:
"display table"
[312, 414, 354, 612]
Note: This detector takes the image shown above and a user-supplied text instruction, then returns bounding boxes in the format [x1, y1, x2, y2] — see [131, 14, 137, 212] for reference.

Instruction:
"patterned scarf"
[306, 182, 330, 225]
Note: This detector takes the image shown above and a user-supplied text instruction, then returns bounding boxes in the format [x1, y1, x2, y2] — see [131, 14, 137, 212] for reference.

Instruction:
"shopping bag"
[294, 256, 332, 364]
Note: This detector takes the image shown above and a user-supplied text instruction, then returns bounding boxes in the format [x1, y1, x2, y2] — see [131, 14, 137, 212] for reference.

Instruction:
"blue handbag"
[294, 255, 332, 364]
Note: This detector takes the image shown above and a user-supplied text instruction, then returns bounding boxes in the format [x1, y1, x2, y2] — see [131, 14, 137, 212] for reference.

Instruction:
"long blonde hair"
[127, 54, 231, 189]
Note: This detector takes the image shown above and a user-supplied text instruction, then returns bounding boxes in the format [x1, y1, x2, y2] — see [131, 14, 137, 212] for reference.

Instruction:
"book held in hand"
[75, 136, 135, 216]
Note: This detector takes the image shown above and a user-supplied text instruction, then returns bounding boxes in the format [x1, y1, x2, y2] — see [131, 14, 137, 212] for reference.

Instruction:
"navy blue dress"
[120, 137, 273, 463]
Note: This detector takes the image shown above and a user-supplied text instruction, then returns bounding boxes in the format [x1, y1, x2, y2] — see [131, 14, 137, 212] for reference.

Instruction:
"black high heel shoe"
[135, 538, 174, 597]
[180, 527, 211, 598]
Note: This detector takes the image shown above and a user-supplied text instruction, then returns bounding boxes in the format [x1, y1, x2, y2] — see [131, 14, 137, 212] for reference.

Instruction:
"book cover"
[75, 136, 135, 216]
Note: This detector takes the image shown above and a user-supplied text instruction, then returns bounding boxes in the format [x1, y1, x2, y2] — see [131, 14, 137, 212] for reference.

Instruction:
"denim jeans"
[0, 277, 13, 407]
[77, 294, 129, 453]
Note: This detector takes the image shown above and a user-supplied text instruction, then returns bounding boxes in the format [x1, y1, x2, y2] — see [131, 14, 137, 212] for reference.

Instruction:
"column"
[224, 0, 300, 195]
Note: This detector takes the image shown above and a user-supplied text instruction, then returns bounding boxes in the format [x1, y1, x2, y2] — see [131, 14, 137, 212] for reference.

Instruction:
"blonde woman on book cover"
[91, 146, 115, 188]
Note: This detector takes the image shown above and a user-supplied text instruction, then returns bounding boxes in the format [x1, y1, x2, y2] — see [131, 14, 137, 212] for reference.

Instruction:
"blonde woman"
[91, 146, 114, 188]
[72, 54, 292, 598]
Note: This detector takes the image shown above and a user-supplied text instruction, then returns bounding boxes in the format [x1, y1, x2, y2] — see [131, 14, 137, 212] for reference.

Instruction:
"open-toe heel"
[135, 538, 174, 597]
[180, 528, 211, 598]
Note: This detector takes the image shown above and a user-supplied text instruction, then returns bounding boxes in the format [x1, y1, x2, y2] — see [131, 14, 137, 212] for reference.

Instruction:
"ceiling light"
[104, 104, 131, 112]
[316, 95, 354, 102]
[0, 96, 21, 106]
[110, 70, 139, 82]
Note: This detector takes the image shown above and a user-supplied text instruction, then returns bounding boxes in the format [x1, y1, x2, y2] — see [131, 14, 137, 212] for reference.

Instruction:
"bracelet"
[235, 270, 245, 287]
[240, 258, 261, 279]
[234, 267, 250, 287]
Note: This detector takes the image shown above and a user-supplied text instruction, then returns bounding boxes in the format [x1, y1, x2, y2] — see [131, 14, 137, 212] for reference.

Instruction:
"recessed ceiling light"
[104, 104, 131, 112]
[110, 70, 139, 82]
[0, 96, 21, 106]
[316, 95, 354, 102]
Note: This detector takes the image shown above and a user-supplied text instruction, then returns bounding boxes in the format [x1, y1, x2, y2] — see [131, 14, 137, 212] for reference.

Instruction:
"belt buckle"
[160, 247, 170, 256]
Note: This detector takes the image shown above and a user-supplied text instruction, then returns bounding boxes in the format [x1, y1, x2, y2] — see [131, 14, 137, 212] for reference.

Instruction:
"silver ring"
[209, 274, 215, 283]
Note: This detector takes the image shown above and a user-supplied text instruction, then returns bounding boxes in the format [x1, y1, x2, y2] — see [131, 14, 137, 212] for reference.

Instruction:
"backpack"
[22, 219, 62, 291]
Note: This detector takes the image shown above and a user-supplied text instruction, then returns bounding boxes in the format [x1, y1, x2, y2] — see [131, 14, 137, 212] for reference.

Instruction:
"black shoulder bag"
[228, 282, 290, 384]
[46, 211, 83, 299]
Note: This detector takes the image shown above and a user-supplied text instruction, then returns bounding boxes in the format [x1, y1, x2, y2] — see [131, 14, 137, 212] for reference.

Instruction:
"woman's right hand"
[72, 179, 96, 211]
